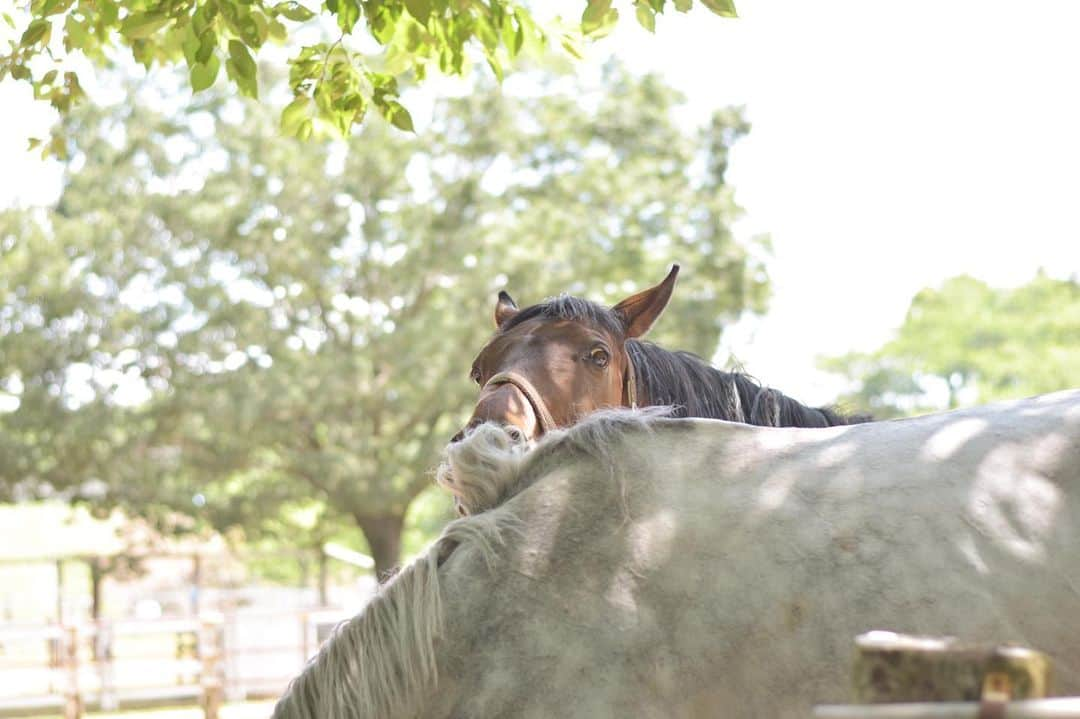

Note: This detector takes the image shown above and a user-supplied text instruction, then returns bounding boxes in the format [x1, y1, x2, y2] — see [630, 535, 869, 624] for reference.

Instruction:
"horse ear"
[495, 290, 519, 328]
[612, 264, 680, 338]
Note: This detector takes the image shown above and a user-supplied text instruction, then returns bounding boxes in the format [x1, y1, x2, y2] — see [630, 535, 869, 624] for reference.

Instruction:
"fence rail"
[0, 609, 349, 718]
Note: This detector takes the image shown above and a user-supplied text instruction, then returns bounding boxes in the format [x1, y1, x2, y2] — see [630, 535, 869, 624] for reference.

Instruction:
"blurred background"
[1, 0, 1078, 716]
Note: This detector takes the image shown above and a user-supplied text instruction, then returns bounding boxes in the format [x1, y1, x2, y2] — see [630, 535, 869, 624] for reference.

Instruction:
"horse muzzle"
[453, 371, 556, 443]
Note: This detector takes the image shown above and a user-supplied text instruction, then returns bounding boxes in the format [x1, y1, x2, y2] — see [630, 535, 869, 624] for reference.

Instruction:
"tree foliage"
[1, 64, 768, 576]
[1, 0, 736, 145]
[821, 273, 1080, 417]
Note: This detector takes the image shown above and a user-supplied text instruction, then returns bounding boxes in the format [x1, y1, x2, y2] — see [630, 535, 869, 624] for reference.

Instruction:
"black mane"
[501, 294, 868, 428]
[627, 341, 867, 427]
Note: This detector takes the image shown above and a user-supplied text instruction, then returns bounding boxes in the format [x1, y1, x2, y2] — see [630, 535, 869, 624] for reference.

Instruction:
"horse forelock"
[498, 294, 625, 338]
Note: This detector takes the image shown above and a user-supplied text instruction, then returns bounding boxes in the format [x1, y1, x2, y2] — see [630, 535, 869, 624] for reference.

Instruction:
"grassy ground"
[15, 701, 276, 719]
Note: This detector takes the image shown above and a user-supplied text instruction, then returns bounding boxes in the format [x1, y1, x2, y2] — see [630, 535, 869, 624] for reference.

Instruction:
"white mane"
[271, 511, 517, 718]
[276, 408, 669, 718]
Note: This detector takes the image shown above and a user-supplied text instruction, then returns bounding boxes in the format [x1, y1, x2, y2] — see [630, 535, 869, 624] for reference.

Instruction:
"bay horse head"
[453, 266, 680, 443]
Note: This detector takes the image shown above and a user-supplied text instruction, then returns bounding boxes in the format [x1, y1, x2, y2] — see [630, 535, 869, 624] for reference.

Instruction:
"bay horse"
[455, 265, 869, 443]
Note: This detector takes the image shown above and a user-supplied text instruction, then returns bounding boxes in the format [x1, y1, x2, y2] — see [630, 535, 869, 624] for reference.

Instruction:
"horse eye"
[589, 347, 610, 368]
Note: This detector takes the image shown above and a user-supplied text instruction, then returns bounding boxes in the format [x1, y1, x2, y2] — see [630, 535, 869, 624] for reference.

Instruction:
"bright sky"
[2, 0, 1079, 406]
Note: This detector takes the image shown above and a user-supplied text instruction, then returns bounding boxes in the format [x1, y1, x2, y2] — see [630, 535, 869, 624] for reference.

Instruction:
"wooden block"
[853, 631, 1053, 703]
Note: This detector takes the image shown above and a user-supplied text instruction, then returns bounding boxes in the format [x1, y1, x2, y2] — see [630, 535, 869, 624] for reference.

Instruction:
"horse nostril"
[450, 430, 465, 443]
[505, 426, 524, 443]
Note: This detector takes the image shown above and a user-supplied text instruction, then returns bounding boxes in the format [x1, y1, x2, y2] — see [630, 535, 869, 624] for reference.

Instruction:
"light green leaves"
[182, 9, 221, 94]
[119, 10, 170, 39]
[190, 52, 220, 91]
[325, 0, 360, 34]
[273, 1, 315, 22]
[700, 0, 738, 18]
[1, 0, 740, 140]
[581, 0, 618, 38]
[20, 18, 52, 47]
[380, 100, 414, 132]
[635, 1, 656, 32]
[280, 96, 313, 138]
[403, 0, 431, 25]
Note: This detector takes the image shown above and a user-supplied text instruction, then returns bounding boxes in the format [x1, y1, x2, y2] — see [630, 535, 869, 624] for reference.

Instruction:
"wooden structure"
[815, 632, 1080, 719]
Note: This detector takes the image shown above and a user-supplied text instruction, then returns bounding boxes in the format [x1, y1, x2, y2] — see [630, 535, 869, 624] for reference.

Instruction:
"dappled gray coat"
[274, 390, 1080, 718]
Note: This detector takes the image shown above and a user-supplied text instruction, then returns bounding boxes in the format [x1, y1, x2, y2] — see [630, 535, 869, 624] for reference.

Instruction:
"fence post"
[63, 625, 82, 719]
[199, 615, 224, 719]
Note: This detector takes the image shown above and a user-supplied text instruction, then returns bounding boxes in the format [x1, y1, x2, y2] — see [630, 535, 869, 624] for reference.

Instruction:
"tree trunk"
[317, 551, 329, 607]
[354, 513, 405, 582]
[89, 559, 104, 620]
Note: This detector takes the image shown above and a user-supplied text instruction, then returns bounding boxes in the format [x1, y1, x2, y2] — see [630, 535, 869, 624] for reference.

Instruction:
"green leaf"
[227, 39, 258, 98]
[190, 52, 220, 92]
[376, 98, 414, 132]
[251, 12, 269, 45]
[313, 81, 334, 115]
[99, 0, 119, 25]
[63, 71, 83, 100]
[41, 69, 57, 85]
[581, 0, 611, 33]
[274, 1, 315, 21]
[635, 2, 655, 32]
[20, 19, 51, 47]
[280, 96, 311, 135]
[401, 19, 424, 52]
[560, 33, 582, 60]
[475, 16, 498, 51]
[121, 11, 171, 39]
[368, 3, 397, 43]
[486, 52, 503, 83]
[27, 137, 42, 151]
[267, 17, 288, 41]
[581, 5, 618, 39]
[236, 14, 263, 47]
[673, 0, 692, 10]
[404, 0, 430, 24]
[700, 0, 737, 17]
[39, 0, 71, 17]
[182, 24, 200, 65]
[196, 30, 217, 63]
[192, 6, 211, 34]
[329, 0, 360, 34]
[501, 14, 522, 58]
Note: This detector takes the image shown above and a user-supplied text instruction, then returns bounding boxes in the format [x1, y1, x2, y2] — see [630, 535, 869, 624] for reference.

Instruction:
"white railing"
[0, 609, 349, 719]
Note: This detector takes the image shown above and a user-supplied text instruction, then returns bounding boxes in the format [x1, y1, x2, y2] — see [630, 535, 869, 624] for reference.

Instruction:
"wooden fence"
[0, 609, 348, 718]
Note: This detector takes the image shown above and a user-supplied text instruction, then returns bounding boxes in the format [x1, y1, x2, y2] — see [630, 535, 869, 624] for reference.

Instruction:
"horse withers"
[454, 265, 868, 444]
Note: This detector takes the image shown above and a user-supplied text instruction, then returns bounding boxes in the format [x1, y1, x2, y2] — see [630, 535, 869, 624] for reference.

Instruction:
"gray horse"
[275, 390, 1080, 718]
